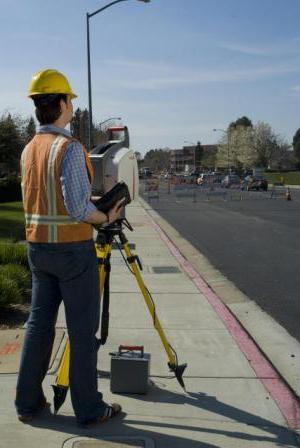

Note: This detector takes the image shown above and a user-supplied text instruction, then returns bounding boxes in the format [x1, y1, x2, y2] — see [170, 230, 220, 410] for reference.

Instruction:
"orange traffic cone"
[286, 187, 292, 201]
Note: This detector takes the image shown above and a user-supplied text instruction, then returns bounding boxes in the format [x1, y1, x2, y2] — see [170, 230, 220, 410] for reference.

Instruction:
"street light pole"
[99, 116, 122, 131]
[213, 128, 230, 173]
[86, 0, 150, 151]
[86, 12, 92, 152]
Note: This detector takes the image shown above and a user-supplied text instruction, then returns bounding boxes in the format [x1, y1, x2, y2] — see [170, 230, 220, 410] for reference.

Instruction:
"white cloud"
[219, 38, 300, 56]
[218, 43, 272, 56]
[103, 60, 300, 90]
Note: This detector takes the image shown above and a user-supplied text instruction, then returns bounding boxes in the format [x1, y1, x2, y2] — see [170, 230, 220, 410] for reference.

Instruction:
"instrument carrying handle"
[118, 345, 144, 357]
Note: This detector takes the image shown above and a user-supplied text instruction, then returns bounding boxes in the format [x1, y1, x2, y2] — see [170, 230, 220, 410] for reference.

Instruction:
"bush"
[0, 274, 23, 307]
[0, 244, 27, 266]
[0, 263, 31, 307]
[0, 263, 31, 290]
[0, 176, 22, 203]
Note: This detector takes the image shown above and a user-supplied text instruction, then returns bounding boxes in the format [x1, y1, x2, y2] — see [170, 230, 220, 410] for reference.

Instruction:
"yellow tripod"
[52, 219, 187, 413]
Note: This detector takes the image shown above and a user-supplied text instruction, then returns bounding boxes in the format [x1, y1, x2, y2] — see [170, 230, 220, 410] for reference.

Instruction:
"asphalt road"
[140, 183, 300, 343]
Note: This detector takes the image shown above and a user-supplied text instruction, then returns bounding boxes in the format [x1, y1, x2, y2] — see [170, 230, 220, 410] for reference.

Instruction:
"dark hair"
[33, 94, 68, 125]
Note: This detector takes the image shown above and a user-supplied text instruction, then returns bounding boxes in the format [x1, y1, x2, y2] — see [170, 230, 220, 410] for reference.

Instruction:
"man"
[15, 69, 122, 425]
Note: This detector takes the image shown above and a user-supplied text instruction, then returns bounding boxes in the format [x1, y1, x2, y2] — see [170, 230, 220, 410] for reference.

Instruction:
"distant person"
[15, 69, 123, 426]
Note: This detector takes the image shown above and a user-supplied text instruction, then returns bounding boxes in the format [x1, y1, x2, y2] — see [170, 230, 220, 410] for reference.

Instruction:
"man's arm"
[60, 142, 123, 226]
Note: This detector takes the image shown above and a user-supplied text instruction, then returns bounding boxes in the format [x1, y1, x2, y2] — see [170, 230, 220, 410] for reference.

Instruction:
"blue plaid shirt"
[37, 125, 97, 221]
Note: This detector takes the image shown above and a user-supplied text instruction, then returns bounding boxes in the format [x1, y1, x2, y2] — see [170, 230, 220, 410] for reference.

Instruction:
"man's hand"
[107, 198, 125, 224]
[85, 198, 125, 226]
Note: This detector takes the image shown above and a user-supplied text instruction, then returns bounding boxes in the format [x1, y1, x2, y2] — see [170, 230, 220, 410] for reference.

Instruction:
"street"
[140, 182, 300, 343]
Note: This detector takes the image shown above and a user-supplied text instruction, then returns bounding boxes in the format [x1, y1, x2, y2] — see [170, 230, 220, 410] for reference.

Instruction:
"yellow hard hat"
[28, 69, 77, 99]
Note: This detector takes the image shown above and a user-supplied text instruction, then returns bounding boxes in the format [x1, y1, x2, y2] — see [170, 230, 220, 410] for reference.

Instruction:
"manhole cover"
[63, 437, 155, 448]
[151, 266, 181, 274]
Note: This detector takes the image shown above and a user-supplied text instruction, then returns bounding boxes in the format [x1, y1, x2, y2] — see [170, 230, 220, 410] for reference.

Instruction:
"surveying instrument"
[52, 125, 187, 413]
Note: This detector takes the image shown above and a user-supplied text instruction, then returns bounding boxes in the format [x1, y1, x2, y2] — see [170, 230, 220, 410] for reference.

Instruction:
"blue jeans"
[15, 240, 108, 424]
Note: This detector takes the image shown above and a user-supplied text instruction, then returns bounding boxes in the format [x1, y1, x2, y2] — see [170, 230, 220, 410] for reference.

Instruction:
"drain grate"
[151, 266, 181, 274]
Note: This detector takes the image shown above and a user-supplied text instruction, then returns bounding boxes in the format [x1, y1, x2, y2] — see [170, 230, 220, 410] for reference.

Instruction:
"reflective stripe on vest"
[47, 136, 66, 242]
[24, 213, 78, 225]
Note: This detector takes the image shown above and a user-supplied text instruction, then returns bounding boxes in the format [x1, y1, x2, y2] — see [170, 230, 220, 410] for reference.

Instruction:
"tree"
[292, 128, 300, 168]
[252, 122, 281, 168]
[71, 107, 81, 141]
[216, 118, 290, 171]
[195, 141, 204, 168]
[229, 116, 253, 130]
[201, 147, 217, 169]
[217, 117, 254, 170]
[71, 108, 106, 149]
[143, 148, 170, 172]
[134, 151, 142, 161]
[79, 109, 89, 148]
[0, 113, 23, 172]
[229, 125, 255, 169]
[25, 116, 36, 143]
[71, 107, 90, 147]
[216, 128, 254, 170]
[235, 116, 253, 128]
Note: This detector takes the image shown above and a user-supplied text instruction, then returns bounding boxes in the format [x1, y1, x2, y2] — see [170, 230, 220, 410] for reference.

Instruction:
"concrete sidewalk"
[0, 199, 299, 447]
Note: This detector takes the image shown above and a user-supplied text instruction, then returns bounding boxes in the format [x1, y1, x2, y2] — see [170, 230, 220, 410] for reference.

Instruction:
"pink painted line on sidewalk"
[149, 215, 300, 430]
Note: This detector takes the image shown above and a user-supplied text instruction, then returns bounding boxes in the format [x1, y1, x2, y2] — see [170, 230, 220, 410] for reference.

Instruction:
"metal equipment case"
[110, 346, 150, 394]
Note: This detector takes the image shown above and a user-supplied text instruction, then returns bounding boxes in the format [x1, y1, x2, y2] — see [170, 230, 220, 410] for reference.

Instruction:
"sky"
[0, 0, 300, 155]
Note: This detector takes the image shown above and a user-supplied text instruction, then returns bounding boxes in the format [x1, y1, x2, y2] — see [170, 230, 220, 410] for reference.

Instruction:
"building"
[169, 145, 218, 173]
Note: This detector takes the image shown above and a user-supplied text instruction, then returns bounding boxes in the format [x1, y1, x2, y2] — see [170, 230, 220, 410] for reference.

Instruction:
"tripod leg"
[95, 243, 111, 297]
[122, 242, 187, 389]
[95, 242, 112, 345]
[52, 339, 70, 413]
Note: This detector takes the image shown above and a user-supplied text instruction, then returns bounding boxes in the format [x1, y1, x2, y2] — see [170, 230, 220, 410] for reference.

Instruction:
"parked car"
[139, 168, 152, 179]
[197, 173, 221, 185]
[221, 174, 241, 188]
[245, 175, 268, 191]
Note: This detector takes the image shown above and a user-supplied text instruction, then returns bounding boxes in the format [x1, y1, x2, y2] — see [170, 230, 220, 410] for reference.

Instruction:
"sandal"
[86, 403, 122, 426]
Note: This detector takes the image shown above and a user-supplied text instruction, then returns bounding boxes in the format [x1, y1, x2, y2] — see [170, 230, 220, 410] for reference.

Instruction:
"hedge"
[0, 264, 31, 307]
[0, 176, 22, 203]
[0, 244, 28, 266]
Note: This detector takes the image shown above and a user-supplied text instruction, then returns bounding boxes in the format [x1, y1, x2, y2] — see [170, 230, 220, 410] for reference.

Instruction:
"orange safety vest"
[21, 133, 94, 243]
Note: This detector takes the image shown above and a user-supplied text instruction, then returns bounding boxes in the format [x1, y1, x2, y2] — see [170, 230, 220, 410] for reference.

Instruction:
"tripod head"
[94, 218, 133, 245]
